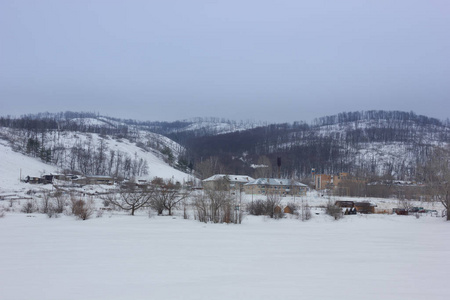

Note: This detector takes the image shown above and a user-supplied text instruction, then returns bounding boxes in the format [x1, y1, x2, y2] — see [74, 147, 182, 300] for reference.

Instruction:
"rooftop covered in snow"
[245, 178, 308, 187]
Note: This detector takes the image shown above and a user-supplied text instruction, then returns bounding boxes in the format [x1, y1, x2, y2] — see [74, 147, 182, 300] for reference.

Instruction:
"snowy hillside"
[310, 119, 450, 176]
[0, 141, 58, 193]
[180, 118, 265, 135]
[0, 127, 192, 188]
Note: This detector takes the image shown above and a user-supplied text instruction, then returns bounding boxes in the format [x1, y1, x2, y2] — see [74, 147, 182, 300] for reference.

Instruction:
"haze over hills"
[1, 110, 449, 185]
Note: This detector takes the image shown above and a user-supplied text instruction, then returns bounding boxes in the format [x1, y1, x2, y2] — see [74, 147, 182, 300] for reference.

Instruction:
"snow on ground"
[1, 131, 449, 300]
[0, 211, 448, 300]
[0, 141, 58, 193]
[98, 133, 190, 182]
[0, 130, 192, 191]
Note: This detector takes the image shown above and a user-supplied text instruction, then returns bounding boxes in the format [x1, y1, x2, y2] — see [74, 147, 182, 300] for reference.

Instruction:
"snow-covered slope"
[0, 141, 58, 193]
[0, 128, 193, 191]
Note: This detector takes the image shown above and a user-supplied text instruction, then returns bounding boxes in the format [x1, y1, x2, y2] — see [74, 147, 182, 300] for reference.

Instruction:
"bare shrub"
[96, 209, 104, 218]
[46, 202, 59, 218]
[0, 208, 5, 218]
[303, 203, 312, 221]
[53, 191, 66, 214]
[192, 187, 234, 223]
[72, 199, 94, 220]
[247, 200, 267, 216]
[21, 199, 37, 213]
[265, 192, 282, 219]
[326, 200, 343, 220]
[247, 194, 284, 219]
[299, 200, 312, 221]
[40, 191, 51, 214]
[182, 199, 189, 220]
[102, 198, 110, 207]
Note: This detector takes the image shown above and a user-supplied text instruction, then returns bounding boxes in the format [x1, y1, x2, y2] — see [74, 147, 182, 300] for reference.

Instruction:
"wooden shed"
[284, 206, 294, 214]
[274, 206, 282, 214]
[354, 202, 376, 214]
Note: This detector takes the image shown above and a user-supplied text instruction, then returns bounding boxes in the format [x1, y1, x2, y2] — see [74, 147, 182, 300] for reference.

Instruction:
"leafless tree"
[149, 177, 190, 216]
[265, 191, 282, 219]
[192, 182, 234, 223]
[195, 156, 226, 180]
[326, 199, 343, 220]
[203, 185, 234, 223]
[419, 146, 450, 220]
[103, 182, 152, 216]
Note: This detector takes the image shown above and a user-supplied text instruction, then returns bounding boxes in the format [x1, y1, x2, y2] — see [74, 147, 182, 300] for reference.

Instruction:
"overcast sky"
[1, 0, 449, 123]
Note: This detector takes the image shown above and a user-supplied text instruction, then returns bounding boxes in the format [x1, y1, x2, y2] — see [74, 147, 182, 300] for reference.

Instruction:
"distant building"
[202, 174, 254, 192]
[243, 178, 308, 196]
[315, 172, 349, 190]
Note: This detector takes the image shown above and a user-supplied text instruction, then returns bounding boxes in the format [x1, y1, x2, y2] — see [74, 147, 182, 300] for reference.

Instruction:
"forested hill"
[180, 111, 450, 180]
[1, 110, 449, 182]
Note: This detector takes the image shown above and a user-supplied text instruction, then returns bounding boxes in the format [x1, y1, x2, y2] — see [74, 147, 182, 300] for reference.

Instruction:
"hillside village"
[0, 111, 449, 222]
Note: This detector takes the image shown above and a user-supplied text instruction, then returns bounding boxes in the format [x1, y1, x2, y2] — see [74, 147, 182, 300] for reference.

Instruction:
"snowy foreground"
[0, 212, 449, 300]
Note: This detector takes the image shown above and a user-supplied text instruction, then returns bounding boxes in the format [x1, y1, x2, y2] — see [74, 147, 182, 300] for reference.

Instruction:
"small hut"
[354, 202, 376, 214]
[284, 206, 294, 214]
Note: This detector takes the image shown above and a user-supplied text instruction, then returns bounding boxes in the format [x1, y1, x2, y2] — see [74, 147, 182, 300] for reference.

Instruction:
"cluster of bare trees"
[2, 127, 149, 178]
[194, 187, 235, 223]
[247, 192, 283, 219]
[65, 139, 148, 178]
[103, 178, 190, 216]
[191, 177, 243, 223]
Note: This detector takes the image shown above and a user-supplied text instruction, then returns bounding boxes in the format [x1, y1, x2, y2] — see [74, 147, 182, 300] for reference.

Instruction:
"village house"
[202, 174, 255, 192]
[243, 178, 308, 196]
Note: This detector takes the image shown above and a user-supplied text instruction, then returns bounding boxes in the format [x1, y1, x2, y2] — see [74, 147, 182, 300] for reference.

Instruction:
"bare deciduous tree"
[326, 199, 343, 220]
[265, 191, 282, 219]
[193, 182, 234, 223]
[103, 182, 152, 216]
[420, 146, 450, 220]
[195, 156, 226, 180]
[149, 177, 190, 216]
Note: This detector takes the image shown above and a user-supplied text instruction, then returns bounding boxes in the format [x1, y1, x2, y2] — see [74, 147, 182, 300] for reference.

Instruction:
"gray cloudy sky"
[1, 0, 449, 123]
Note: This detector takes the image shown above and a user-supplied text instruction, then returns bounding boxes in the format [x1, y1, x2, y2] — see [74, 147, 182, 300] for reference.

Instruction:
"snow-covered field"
[1, 128, 449, 300]
[0, 211, 449, 300]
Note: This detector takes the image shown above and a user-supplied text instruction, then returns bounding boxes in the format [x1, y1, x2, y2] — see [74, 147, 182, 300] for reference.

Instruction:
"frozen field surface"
[0, 213, 449, 300]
